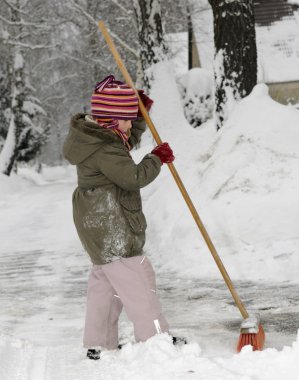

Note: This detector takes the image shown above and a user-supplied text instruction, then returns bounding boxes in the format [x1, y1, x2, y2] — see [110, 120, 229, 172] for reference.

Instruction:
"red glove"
[137, 90, 154, 118]
[151, 142, 175, 164]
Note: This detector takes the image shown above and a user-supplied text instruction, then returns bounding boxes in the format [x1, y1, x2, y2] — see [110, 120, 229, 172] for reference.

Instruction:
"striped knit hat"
[91, 75, 139, 122]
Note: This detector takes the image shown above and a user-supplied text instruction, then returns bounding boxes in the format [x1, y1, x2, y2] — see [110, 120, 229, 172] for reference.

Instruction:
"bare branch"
[69, 0, 101, 28]
[32, 52, 108, 72]
[2, 0, 29, 15]
[4, 40, 57, 50]
[31, 56, 65, 71]
[42, 95, 66, 102]
[69, 0, 138, 58]
[60, 52, 107, 68]
[50, 18, 82, 28]
[60, 53, 89, 64]
[0, 13, 49, 29]
[110, 0, 134, 16]
[108, 28, 138, 58]
[43, 74, 81, 90]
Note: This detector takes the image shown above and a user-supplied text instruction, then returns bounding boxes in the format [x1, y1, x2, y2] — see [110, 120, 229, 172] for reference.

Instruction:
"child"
[63, 75, 178, 360]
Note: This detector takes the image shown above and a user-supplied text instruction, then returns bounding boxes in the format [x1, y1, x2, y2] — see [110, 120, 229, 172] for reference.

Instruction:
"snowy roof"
[188, 0, 299, 83]
[255, 0, 298, 26]
[255, 0, 299, 83]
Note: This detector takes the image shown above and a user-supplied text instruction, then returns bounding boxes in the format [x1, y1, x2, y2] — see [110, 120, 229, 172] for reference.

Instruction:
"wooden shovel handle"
[98, 20, 249, 320]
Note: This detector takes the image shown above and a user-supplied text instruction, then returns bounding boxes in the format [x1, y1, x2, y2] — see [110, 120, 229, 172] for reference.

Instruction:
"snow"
[256, 19, 299, 83]
[165, 32, 188, 77]
[0, 115, 16, 174]
[190, 2, 299, 83]
[1, 64, 299, 378]
[1, 332, 299, 380]
[214, 48, 239, 125]
[177, 68, 213, 127]
[23, 100, 46, 116]
[141, 73, 299, 284]
[14, 52, 24, 70]
[178, 67, 213, 98]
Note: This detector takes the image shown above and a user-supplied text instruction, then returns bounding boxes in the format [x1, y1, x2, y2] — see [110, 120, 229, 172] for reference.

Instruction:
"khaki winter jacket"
[63, 113, 162, 265]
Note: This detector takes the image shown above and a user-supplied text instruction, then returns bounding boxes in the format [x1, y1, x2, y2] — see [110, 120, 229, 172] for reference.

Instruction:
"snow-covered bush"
[178, 68, 213, 128]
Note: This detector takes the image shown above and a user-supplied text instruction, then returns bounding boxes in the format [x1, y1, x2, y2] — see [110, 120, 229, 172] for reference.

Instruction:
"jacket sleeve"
[128, 119, 146, 148]
[96, 145, 162, 191]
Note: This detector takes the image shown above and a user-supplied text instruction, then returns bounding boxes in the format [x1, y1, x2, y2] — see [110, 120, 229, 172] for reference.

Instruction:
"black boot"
[172, 336, 187, 345]
[87, 348, 101, 360]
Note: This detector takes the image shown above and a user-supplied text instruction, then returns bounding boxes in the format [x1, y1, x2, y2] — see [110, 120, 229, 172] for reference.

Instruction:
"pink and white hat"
[90, 75, 139, 122]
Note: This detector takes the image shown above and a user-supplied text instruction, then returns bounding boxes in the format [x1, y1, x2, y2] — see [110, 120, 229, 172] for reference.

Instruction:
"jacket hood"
[63, 113, 119, 165]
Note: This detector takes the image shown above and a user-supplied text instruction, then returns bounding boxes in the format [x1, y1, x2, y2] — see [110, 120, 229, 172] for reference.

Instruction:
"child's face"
[118, 120, 132, 133]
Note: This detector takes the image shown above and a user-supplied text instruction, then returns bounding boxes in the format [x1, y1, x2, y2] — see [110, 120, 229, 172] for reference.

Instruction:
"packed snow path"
[1, 243, 298, 352]
[1, 248, 299, 380]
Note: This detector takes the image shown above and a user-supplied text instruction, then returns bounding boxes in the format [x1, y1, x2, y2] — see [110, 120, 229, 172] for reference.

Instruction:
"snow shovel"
[98, 20, 265, 352]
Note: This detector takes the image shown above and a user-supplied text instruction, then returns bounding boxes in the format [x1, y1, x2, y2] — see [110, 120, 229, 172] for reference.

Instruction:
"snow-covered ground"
[1, 65, 299, 379]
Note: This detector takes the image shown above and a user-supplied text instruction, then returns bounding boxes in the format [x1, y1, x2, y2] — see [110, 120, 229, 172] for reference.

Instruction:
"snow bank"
[256, 19, 299, 83]
[0, 165, 78, 254]
[1, 332, 299, 380]
[0, 165, 76, 190]
[136, 67, 299, 284]
[0, 172, 35, 193]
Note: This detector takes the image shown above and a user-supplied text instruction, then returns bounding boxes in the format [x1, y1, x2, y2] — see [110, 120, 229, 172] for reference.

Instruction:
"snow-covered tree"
[0, 0, 48, 175]
[0, 59, 11, 149]
[0, 0, 188, 166]
[133, 0, 169, 89]
[208, 0, 257, 129]
[0, 47, 47, 175]
[178, 68, 213, 128]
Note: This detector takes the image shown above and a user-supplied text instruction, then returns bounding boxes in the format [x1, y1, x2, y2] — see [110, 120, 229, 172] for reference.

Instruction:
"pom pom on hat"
[91, 75, 139, 121]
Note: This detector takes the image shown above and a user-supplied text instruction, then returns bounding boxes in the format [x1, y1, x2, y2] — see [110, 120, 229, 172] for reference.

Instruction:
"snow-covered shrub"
[178, 68, 213, 128]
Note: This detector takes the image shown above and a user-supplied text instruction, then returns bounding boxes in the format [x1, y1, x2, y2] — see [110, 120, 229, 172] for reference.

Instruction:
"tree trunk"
[208, 0, 257, 129]
[133, 0, 168, 89]
[87, 0, 102, 81]
[0, 114, 17, 176]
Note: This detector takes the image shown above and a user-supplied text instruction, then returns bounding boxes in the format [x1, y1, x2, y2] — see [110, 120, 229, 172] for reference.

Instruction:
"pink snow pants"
[83, 255, 169, 349]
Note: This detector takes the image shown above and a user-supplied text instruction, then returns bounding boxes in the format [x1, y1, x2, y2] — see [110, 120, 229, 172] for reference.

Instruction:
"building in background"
[187, 0, 299, 105]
